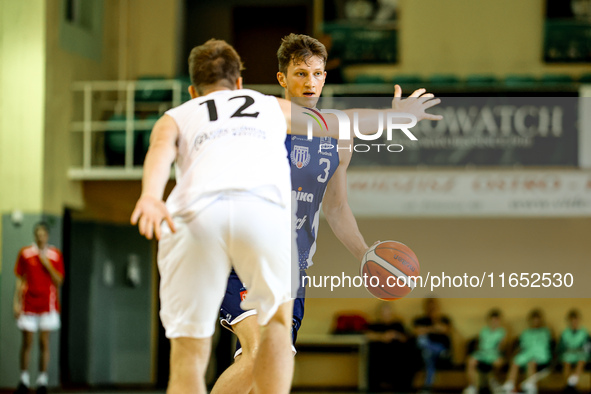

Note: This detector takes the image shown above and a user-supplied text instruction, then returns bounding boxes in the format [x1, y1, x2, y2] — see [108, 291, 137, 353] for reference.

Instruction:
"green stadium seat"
[504, 75, 538, 87]
[541, 74, 574, 85]
[354, 75, 387, 84]
[391, 74, 423, 85]
[465, 74, 498, 86]
[177, 75, 192, 103]
[579, 73, 591, 84]
[427, 74, 460, 85]
[105, 114, 126, 156]
[135, 76, 173, 102]
[104, 114, 140, 166]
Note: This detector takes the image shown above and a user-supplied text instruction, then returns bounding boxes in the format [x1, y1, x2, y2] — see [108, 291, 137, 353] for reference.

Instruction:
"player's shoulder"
[20, 245, 37, 259]
[47, 245, 62, 259]
[165, 96, 199, 120]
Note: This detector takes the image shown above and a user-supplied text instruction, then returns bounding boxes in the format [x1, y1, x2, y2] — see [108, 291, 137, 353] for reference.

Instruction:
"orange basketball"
[360, 241, 420, 301]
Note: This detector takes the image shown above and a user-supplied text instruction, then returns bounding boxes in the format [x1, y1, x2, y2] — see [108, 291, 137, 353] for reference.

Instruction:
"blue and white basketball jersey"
[287, 135, 339, 270]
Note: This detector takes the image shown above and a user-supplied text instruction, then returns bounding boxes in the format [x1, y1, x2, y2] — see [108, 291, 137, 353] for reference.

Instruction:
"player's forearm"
[40, 257, 64, 286]
[13, 284, 22, 305]
[341, 109, 416, 139]
[324, 204, 368, 262]
[48, 268, 63, 286]
[13, 277, 24, 306]
[141, 143, 176, 200]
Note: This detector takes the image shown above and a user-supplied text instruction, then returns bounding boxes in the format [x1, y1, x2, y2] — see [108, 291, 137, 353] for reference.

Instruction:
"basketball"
[360, 241, 420, 301]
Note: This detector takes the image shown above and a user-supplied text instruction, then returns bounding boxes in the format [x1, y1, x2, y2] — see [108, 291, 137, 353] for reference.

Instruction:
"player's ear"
[277, 72, 287, 88]
[321, 71, 327, 85]
[236, 77, 243, 90]
[188, 85, 199, 99]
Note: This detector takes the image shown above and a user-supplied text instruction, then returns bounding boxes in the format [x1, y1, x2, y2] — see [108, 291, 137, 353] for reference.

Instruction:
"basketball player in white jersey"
[130, 39, 338, 394]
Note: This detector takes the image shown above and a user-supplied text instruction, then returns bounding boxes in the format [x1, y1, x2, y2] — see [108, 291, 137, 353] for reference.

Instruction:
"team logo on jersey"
[293, 187, 314, 203]
[291, 145, 311, 169]
[240, 290, 248, 301]
[319, 136, 334, 154]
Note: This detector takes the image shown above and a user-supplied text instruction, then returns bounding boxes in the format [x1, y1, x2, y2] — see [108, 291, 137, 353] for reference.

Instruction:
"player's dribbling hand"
[392, 84, 443, 122]
[130, 195, 176, 240]
[359, 240, 381, 261]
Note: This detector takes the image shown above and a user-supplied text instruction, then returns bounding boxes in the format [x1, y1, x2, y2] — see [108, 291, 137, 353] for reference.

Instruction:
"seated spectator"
[366, 303, 421, 392]
[413, 298, 453, 392]
[463, 309, 507, 394]
[502, 309, 552, 394]
[332, 311, 368, 335]
[558, 309, 589, 393]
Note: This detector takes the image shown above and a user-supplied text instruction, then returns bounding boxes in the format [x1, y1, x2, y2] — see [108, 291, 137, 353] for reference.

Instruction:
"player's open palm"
[131, 195, 176, 240]
[392, 84, 443, 122]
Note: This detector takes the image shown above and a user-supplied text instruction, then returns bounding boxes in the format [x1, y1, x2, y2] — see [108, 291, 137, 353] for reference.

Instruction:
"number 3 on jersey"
[317, 158, 330, 183]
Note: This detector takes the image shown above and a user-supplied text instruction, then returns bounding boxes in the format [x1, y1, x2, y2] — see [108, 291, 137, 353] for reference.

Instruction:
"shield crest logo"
[291, 145, 310, 169]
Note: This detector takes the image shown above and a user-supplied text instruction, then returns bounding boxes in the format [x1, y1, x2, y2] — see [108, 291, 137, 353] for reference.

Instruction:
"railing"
[69, 81, 587, 180]
[69, 79, 185, 179]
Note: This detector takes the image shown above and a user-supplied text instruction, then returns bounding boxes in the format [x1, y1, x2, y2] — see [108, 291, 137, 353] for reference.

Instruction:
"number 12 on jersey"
[200, 95, 260, 121]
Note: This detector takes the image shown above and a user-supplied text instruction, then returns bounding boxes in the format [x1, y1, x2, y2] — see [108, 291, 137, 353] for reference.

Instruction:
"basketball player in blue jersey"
[132, 39, 346, 394]
[212, 34, 442, 394]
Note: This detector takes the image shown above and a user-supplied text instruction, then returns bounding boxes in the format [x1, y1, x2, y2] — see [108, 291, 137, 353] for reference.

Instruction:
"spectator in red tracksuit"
[13, 222, 64, 394]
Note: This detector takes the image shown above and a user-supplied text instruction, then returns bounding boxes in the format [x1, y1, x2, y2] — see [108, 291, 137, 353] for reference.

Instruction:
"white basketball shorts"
[17, 311, 61, 332]
[158, 193, 294, 339]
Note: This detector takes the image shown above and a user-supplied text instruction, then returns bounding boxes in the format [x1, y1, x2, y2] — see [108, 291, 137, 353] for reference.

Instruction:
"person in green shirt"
[463, 309, 507, 394]
[503, 309, 553, 394]
[558, 309, 589, 393]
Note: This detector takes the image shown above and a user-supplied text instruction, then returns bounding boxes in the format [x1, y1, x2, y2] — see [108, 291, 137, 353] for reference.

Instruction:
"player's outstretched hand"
[131, 195, 176, 240]
[392, 84, 443, 122]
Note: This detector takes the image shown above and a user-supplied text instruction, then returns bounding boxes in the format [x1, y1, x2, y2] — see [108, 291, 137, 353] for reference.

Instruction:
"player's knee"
[233, 317, 261, 358]
[240, 343, 260, 360]
[467, 357, 477, 368]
